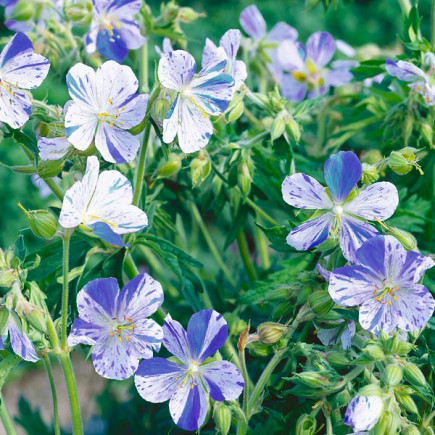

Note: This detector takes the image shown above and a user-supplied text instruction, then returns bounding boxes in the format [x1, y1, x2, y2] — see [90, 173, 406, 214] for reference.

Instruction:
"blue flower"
[277, 32, 353, 101]
[68, 274, 164, 380]
[65, 60, 148, 163]
[59, 156, 148, 246]
[386, 58, 435, 106]
[281, 151, 399, 262]
[134, 310, 244, 431]
[329, 235, 434, 335]
[0, 32, 50, 129]
[86, 0, 146, 62]
[344, 395, 383, 432]
[158, 50, 235, 153]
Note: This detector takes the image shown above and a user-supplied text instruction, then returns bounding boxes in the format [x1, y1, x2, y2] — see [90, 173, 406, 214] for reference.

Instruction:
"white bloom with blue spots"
[344, 395, 383, 432]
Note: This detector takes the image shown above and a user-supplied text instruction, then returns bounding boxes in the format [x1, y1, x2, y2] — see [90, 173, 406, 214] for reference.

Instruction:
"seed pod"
[257, 322, 288, 344]
[363, 344, 385, 360]
[213, 402, 232, 435]
[309, 291, 334, 315]
[295, 414, 317, 435]
[156, 154, 182, 178]
[388, 151, 413, 175]
[404, 425, 422, 435]
[396, 393, 419, 414]
[247, 341, 272, 357]
[387, 227, 417, 251]
[286, 118, 301, 142]
[396, 341, 414, 355]
[18, 204, 57, 240]
[271, 116, 286, 141]
[327, 351, 350, 368]
[226, 100, 244, 123]
[403, 364, 426, 388]
[374, 411, 400, 435]
[420, 122, 433, 147]
[295, 372, 330, 388]
[383, 364, 403, 386]
[358, 383, 383, 397]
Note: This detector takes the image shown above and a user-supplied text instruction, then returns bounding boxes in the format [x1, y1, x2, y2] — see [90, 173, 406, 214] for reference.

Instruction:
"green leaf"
[256, 223, 294, 252]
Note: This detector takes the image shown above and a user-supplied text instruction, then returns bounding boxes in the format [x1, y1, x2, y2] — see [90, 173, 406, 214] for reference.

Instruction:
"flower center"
[333, 205, 344, 216]
[0, 78, 15, 102]
[97, 103, 126, 128]
[82, 212, 119, 229]
[100, 15, 121, 39]
[291, 58, 324, 88]
[174, 361, 201, 390]
[373, 280, 400, 306]
[110, 315, 135, 342]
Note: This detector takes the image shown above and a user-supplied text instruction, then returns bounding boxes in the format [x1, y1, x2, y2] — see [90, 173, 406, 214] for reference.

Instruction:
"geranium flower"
[158, 50, 235, 153]
[281, 151, 399, 261]
[0, 32, 50, 129]
[0, 310, 38, 362]
[65, 60, 148, 163]
[134, 309, 244, 431]
[68, 274, 163, 380]
[59, 156, 148, 246]
[329, 235, 435, 334]
[239, 5, 298, 81]
[202, 29, 247, 90]
[38, 137, 72, 161]
[277, 32, 353, 101]
[317, 320, 355, 350]
[344, 396, 383, 432]
[385, 58, 435, 106]
[86, 0, 146, 62]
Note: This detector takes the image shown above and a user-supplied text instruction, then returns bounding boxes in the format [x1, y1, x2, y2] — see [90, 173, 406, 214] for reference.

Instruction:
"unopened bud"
[404, 425, 422, 435]
[286, 118, 301, 142]
[396, 393, 419, 414]
[18, 204, 57, 239]
[309, 291, 334, 315]
[327, 351, 350, 367]
[156, 154, 182, 178]
[388, 147, 422, 175]
[238, 163, 252, 197]
[271, 116, 286, 141]
[226, 100, 244, 123]
[247, 341, 272, 357]
[403, 364, 426, 388]
[0, 269, 17, 287]
[295, 414, 317, 435]
[213, 402, 232, 435]
[396, 341, 414, 355]
[358, 383, 383, 397]
[66, 3, 91, 23]
[364, 344, 385, 360]
[386, 226, 417, 251]
[257, 322, 288, 344]
[383, 364, 403, 386]
[238, 323, 250, 351]
[10, 0, 33, 21]
[178, 7, 205, 23]
[295, 372, 330, 388]
[423, 52, 435, 68]
[420, 122, 433, 146]
[374, 411, 400, 435]
[152, 97, 172, 126]
[361, 162, 379, 185]
[190, 156, 211, 187]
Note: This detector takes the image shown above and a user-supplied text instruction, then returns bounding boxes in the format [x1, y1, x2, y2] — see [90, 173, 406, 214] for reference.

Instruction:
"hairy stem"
[254, 225, 270, 270]
[45, 178, 64, 201]
[43, 354, 61, 435]
[132, 123, 151, 207]
[0, 393, 17, 435]
[61, 230, 71, 349]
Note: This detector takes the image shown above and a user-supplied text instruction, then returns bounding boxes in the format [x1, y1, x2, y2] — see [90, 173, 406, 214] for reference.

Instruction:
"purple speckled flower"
[86, 0, 146, 62]
[68, 274, 164, 380]
[329, 235, 435, 335]
[282, 151, 398, 262]
[386, 59, 435, 106]
[277, 32, 353, 101]
[344, 396, 383, 432]
[135, 310, 244, 431]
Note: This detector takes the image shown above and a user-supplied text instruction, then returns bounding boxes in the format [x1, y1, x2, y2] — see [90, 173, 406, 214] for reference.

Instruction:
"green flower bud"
[66, 3, 92, 23]
[396, 393, 419, 414]
[271, 116, 286, 141]
[423, 52, 435, 68]
[285, 118, 301, 142]
[213, 402, 232, 435]
[386, 227, 417, 251]
[226, 100, 244, 123]
[156, 154, 182, 178]
[178, 7, 205, 22]
[361, 149, 383, 165]
[238, 162, 252, 197]
[0, 269, 17, 287]
[396, 341, 414, 355]
[374, 411, 400, 435]
[10, 0, 34, 21]
[190, 155, 211, 187]
[358, 383, 384, 397]
[295, 371, 330, 388]
[364, 344, 385, 360]
[383, 364, 403, 386]
[361, 162, 379, 185]
[388, 147, 423, 175]
[257, 322, 288, 344]
[309, 291, 334, 315]
[18, 204, 57, 240]
[161, 2, 179, 22]
[403, 364, 426, 388]
[327, 351, 350, 368]
[420, 122, 433, 146]
[247, 341, 272, 357]
[404, 425, 422, 435]
[238, 324, 250, 351]
[0, 308, 10, 336]
[295, 414, 317, 435]
[334, 389, 351, 408]
[152, 97, 172, 126]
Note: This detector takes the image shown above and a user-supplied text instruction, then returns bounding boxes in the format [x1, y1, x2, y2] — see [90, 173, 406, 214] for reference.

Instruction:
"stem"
[59, 353, 83, 435]
[239, 348, 250, 418]
[45, 178, 64, 201]
[132, 123, 151, 207]
[139, 40, 149, 93]
[0, 393, 17, 435]
[31, 99, 60, 116]
[61, 230, 71, 349]
[190, 201, 237, 288]
[316, 110, 327, 157]
[244, 197, 279, 226]
[46, 316, 60, 350]
[43, 355, 61, 435]
[326, 416, 333, 435]
[397, 0, 412, 14]
[432, 0, 435, 57]
[237, 232, 257, 282]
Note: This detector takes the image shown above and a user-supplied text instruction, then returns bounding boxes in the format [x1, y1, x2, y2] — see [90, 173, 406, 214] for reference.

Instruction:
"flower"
[344, 396, 383, 432]
[59, 156, 148, 246]
[158, 50, 235, 153]
[202, 29, 247, 90]
[317, 320, 355, 350]
[0, 310, 38, 362]
[68, 274, 164, 380]
[277, 32, 353, 101]
[134, 309, 244, 431]
[37, 137, 72, 161]
[329, 235, 435, 334]
[65, 60, 148, 163]
[86, 0, 146, 62]
[385, 58, 435, 106]
[239, 5, 298, 82]
[281, 151, 399, 262]
[0, 32, 50, 129]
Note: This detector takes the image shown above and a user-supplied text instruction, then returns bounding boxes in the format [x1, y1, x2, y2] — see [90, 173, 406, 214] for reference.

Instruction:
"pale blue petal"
[163, 314, 191, 364]
[239, 5, 266, 40]
[306, 32, 336, 68]
[8, 316, 38, 362]
[158, 50, 196, 92]
[344, 396, 383, 432]
[68, 318, 107, 347]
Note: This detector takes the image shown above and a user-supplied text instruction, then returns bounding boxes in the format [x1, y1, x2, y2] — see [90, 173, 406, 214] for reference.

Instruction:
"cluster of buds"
[388, 147, 424, 175]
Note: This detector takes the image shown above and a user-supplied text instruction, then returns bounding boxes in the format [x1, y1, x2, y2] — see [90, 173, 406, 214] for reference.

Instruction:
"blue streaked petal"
[163, 314, 191, 364]
[96, 27, 128, 63]
[385, 59, 427, 82]
[344, 396, 383, 432]
[158, 50, 196, 91]
[38, 137, 71, 161]
[277, 40, 306, 71]
[68, 318, 106, 347]
[8, 315, 38, 362]
[239, 5, 266, 40]
[118, 18, 146, 50]
[220, 29, 241, 63]
[0, 88, 31, 129]
[89, 221, 130, 246]
[268, 22, 298, 42]
[398, 251, 435, 286]
[64, 102, 97, 151]
[280, 74, 307, 102]
[66, 63, 98, 108]
[306, 32, 336, 68]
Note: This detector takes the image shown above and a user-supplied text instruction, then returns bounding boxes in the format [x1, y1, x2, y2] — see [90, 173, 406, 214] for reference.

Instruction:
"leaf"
[224, 206, 249, 249]
[0, 352, 21, 390]
[14, 235, 26, 263]
[256, 223, 294, 252]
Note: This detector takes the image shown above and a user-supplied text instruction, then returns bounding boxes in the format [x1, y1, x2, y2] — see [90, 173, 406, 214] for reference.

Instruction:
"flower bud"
[420, 122, 433, 146]
[156, 154, 182, 178]
[10, 0, 34, 21]
[309, 291, 334, 315]
[0, 269, 17, 287]
[152, 97, 172, 126]
[295, 372, 330, 388]
[396, 341, 414, 355]
[396, 393, 419, 414]
[374, 411, 400, 435]
[238, 324, 250, 351]
[18, 204, 57, 239]
[388, 147, 422, 175]
[327, 351, 350, 367]
[226, 100, 244, 123]
[423, 52, 435, 68]
[66, 3, 92, 23]
[190, 156, 211, 187]
[257, 322, 288, 344]
[0, 308, 10, 336]
[361, 163, 379, 185]
[295, 414, 317, 435]
[271, 116, 286, 141]
[403, 364, 426, 388]
[364, 344, 385, 360]
[285, 118, 301, 142]
[247, 341, 272, 357]
[178, 7, 205, 23]
[383, 364, 403, 386]
[213, 402, 232, 435]
[404, 425, 422, 435]
[387, 227, 417, 251]
[358, 383, 383, 397]
[238, 162, 252, 197]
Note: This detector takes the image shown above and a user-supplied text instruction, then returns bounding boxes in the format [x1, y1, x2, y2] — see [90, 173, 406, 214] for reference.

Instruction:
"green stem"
[45, 178, 64, 201]
[190, 201, 237, 288]
[31, 99, 60, 116]
[254, 226, 270, 270]
[239, 349, 250, 418]
[432, 0, 435, 60]
[46, 316, 60, 350]
[59, 353, 83, 435]
[61, 230, 71, 350]
[43, 355, 61, 435]
[244, 197, 279, 226]
[0, 393, 17, 435]
[316, 110, 327, 158]
[326, 416, 333, 435]
[139, 40, 149, 93]
[237, 232, 257, 282]
[133, 123, 151, 207]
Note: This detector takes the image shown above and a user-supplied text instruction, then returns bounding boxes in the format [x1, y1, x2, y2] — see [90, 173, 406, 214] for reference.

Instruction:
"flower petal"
[0, 89, 31, 129]
[344, 396, 383, 432]
[286, 212, 333, 251]
[277, 40, 306, 71]
[163, 314, 191, 364]
[66, 63, 98, 108]
[169, 381, 208, 431]
[118, 18, 146, 50]
[128, 318, 163, 359]
[306, 32, 336, 68]
[385, 59, 427, 82]
[187, 309, 228, 363]
[340, 321, 355, 350]
[88, 221, 130, 246]
[282, 173, 332, 210]
[339, 214, 379, 262]
[202, 38, 219, 70]
[8, 316, 38, 362]
[344, 182, 398, 220]
[201, 360, 244, 401]
[38, 137, 71, 161]
[158, 50, 196, 91]
[268, 22, 298, 42]
[220, 29, 241, 63]
[64, 102, 97, 151]
[325, 68, 353, 87]
[105, 0, 142, 17]
[324, 151, 361, 203]
[162, 94, 180, 144]
[398, 250, 435, 286]
[239, 5, 266, 40]
[135, 357, 184, 403]
[359, 298, 398, 334]
[68, 318, 106, 347]
[280, 74, 307, 102]
[96, 27, 128, 63]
